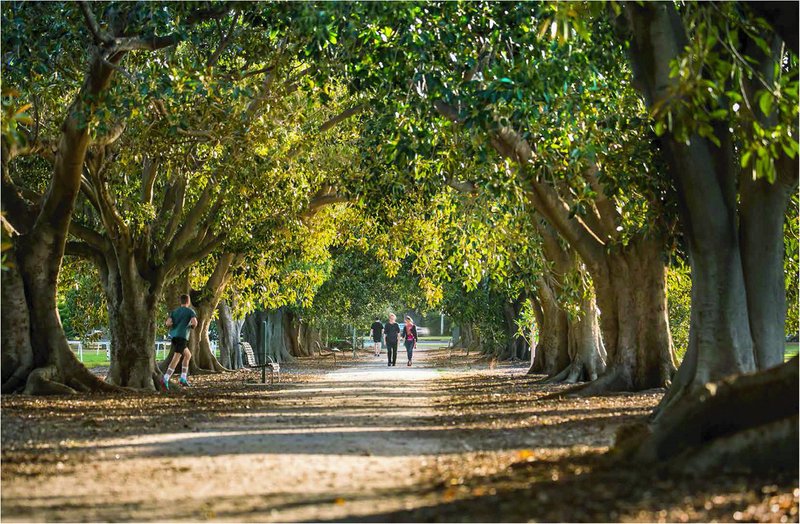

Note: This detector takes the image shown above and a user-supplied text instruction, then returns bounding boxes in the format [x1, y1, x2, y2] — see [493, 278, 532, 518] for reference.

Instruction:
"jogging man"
[383, 313, 401, 366]
[162, 294, 197, 390]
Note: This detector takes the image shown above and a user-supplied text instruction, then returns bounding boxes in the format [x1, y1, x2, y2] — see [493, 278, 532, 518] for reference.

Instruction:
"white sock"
[164, 367, 175, 380]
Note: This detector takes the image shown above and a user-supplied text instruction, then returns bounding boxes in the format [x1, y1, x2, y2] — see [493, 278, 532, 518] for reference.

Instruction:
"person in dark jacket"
[370, 317, 383, 357]
[383, 313, 401, 366]
[401, 315, 419, 366]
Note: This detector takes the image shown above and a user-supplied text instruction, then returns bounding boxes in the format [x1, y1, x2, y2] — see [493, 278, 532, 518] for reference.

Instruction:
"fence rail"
[67, 341, 218, 364]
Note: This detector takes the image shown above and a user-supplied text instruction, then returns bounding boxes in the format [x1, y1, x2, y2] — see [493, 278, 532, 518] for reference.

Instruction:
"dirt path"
[1, 345, 481, 522]
[2, 345, 796, 522]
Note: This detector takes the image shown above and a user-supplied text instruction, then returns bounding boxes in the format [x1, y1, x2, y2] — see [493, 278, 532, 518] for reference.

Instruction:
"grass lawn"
[785, 342, 799, 361]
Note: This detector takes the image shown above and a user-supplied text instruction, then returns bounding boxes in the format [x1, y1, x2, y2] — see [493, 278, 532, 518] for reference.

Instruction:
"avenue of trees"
[2, 1, 797, 473]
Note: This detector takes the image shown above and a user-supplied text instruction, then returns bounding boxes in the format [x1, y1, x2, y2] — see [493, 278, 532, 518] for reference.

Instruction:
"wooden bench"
[240, 342, 280, 385]
[314, 340, 342, 363]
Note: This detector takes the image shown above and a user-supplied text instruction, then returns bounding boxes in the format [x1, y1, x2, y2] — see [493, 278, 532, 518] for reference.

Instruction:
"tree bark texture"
[625, 2, 793, 411]
[501, 296, 530, 361]
[544, 294, 607, 385]
[528, 276, 570, 375]
[614, 357, 798, 474]
[242, 308, 296, 363]
[619, 1, 797, 468]
[0, 53, 120, 394]
[576, 240, 676, 394]
[101, 258, 161, 390]
[217, 300, 243, 369]
[295, 321, 322, 357]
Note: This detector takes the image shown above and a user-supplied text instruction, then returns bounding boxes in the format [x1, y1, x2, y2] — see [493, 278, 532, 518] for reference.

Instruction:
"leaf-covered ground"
[1, 345, 797, 522]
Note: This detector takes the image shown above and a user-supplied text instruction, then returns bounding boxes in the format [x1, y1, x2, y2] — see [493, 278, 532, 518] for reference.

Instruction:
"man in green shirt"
[162, 294, 198, 390]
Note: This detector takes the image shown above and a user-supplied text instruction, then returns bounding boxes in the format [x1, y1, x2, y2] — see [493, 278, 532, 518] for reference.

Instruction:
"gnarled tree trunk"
[618, 1, 797, 468]
[573, 239, 676, 395]
[188, 302, 227, 373]
[0, 51, 120, 395]
[501, 296, 530, 361]
[217, 300, 243, 369]
[295, 321, 321, 357]
[242, 308, 296, 363]
[528, 276, 570, 375]
[102, 260, 161, 390]
[544, 293, 607, 384]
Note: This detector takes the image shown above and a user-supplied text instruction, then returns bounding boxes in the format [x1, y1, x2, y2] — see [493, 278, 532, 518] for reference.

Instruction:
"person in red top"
[401, 315, 419, 366]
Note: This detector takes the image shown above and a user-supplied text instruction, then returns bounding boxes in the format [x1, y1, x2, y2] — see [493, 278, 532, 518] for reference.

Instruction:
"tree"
[1, 1, 220, 394]
[328, 3, 678, 391]
[608, 0, 798, 469]
[61, 4, 359, 388]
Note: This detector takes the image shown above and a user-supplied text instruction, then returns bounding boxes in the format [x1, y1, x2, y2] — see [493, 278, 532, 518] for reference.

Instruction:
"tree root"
[540, 367, 631, 399]
[538, 362, 588, 385]
[23, 365, 77, 395]
[2, 364, 33, 394]
[21, 362, 121, 395]
[612, 357, 798, 473]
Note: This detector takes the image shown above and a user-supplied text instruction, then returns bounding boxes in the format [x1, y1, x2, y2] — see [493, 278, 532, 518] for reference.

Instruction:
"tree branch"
[318, 104, 365, 133]
[112, 34, 182, 53]
[141, 156, 159, 204]
[65, 240, 105, 264]
[301, 186, 349, 219]
[79, 1, 114, 45]
[69, 222, 106, 250]
[207, 12, 240, 68]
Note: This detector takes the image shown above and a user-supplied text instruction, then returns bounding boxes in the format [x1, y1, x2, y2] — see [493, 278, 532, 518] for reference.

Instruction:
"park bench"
[314, 340, 343, 363]
[240, 342, 281, 385]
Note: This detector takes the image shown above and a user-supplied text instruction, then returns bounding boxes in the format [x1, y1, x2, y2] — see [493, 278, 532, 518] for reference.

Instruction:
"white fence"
[68, 340, 218, 364]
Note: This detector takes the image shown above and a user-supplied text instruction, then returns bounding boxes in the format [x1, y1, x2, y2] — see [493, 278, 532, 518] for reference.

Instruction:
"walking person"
[402, 315, 419, 366]
[370, 317, 383, 357]
[162, 294, 198, 391]
[383, 313, 401, 366]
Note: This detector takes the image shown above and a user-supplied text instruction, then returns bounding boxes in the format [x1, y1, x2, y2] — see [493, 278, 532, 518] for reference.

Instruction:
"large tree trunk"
[528, 294, 544, 369]
[1, 247, 34, 393]
[103, 265, 160, 390]
[574, 240, 676, 395]
[544, 293, 607, 384]
[2, 243, 111, 394]
[528, 277, 570, 375]
[737, 33, 799, 371]
[187, 302, 227, 373]
[242, 309, 295, 363]
[501, 296, 530, 361]
[217, 300, 243, 369]
[457, 322, 481, 355]
[242, 309, 267, 362]
[266, 308, 295, 363]
[620, 1, 796, 467]
[186, 254, 240, 373]
[295, 321, 321, 357]
[0, 51, 120, 394]
[626, 3, 756, 411]
[739, 171, 797, 370]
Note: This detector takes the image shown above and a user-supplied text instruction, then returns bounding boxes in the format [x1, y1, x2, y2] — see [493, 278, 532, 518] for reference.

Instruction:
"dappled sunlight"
[3, 348, 795, 522]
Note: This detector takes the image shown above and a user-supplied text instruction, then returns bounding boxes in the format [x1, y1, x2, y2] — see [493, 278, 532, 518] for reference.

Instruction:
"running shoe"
[161, 376, 169, 392]
[179, 377, 190, 387]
